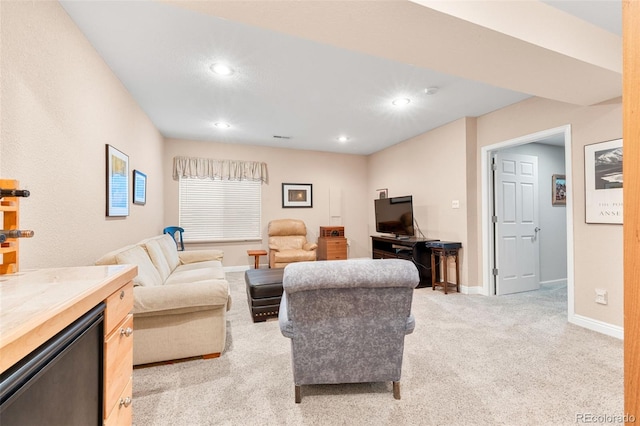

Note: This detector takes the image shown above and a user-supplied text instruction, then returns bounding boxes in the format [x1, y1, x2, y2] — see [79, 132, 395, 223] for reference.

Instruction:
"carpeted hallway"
[132, 271, 623, 426]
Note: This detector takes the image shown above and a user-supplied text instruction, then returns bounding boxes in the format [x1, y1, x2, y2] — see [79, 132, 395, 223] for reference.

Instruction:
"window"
[179, 178, 261, 242]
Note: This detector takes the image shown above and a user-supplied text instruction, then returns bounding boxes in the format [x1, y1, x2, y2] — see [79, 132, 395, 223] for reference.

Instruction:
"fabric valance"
[173, 156, 268, 183]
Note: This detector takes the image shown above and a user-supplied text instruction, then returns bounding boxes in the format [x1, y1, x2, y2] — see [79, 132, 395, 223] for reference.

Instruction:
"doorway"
[481, 125, 574, 317]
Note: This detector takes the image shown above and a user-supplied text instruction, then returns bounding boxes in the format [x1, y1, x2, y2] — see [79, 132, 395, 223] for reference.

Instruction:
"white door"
[494, 152, 540, 295]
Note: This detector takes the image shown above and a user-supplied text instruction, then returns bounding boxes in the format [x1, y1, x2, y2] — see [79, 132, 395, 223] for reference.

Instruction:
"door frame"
[480, 125, 574, 317]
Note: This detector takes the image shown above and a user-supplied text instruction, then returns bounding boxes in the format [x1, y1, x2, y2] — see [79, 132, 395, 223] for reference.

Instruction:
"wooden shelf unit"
[0, 179, 20, 274]
[318, 226, 347, 260]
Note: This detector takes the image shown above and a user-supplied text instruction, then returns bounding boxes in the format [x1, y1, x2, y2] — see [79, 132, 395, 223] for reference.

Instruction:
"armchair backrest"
[280, 258, 419, 386]
[268, 219, 308, 250]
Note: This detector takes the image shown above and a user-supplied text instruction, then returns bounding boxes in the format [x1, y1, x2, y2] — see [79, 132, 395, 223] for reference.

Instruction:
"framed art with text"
[133, 169, 147, 205]
[106, 144, 129, 217]
[282, 183, 312, 208]
[584, 138, 623, 224]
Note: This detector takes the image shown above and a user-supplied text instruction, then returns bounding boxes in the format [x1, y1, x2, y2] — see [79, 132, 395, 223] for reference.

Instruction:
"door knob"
[534, 227, 541, 232]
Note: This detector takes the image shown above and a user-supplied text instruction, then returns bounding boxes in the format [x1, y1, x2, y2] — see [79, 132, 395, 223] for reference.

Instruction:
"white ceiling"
[59, 0, 621, 155]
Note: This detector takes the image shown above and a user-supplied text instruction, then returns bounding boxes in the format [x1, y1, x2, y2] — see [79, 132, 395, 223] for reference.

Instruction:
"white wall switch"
[452, 200, 460, 209]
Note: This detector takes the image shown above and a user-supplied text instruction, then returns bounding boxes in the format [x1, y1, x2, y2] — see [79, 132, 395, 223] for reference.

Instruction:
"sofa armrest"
[133, 280, 229, 315]
[303, 242, 318, 251]
[178, 249, 224, 265]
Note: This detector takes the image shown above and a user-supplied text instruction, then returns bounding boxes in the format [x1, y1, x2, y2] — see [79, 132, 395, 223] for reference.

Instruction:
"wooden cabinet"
[0, 265, 137, 425]
[317, 226, 347, 260]
[104, 282, 134, 425]
[371, 236, 438, 287]
[318, 237, 347, 260]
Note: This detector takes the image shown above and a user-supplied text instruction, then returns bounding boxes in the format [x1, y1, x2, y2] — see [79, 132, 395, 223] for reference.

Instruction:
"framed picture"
[282, 183, 312, 208]
[585, 138, 623, 224]
[133, 169, 147, 205]
[106, 144, 129, 217]
[552, 174, 566, 206]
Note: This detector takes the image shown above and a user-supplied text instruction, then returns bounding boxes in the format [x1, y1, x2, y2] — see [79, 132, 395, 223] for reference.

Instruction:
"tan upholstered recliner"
[268, 219, 317, 268]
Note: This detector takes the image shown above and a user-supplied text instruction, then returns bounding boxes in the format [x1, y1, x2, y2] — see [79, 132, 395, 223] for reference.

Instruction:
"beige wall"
[368, 118, 471, 286]
[476, 96, 623, 326]
[163, 138, 369, 268]
[0, 1, 165, 268]
[0, 1, 623, 331]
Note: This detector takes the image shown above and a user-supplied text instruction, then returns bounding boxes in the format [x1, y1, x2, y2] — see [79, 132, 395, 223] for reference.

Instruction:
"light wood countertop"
[0, 265, 137, 373]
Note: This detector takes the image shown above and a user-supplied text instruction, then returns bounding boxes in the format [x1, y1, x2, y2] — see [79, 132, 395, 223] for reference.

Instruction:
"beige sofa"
[95, 234, 231, 365]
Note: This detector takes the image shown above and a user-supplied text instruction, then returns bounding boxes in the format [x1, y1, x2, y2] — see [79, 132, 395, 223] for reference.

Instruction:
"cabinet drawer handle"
[119, 397, 132, 408]
[120, 290, 125, 300]
[120, 327, 133, 337]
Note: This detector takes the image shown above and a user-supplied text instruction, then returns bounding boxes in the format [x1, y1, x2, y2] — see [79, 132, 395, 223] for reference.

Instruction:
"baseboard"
[570, 313, 623, 340]
[460, 285, 483, 295]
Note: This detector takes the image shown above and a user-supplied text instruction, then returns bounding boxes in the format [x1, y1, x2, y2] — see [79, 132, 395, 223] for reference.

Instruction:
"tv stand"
[371, 235, 438, 287]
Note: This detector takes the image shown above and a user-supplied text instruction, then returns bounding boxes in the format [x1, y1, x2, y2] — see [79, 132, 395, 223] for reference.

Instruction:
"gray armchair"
[279, 258, 419, 403]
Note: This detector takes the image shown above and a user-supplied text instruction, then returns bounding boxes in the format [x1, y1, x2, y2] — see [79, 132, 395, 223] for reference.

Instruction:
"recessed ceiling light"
[214, 122, 231, 129]
[392, 98, 411, 106]
[210, 63, 234, 76]
[337, 136, 349, 143]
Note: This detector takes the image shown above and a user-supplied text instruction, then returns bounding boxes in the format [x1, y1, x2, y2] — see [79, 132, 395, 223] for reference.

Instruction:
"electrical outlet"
[452, 200, 460, 209]
[595, 289, 608, 305]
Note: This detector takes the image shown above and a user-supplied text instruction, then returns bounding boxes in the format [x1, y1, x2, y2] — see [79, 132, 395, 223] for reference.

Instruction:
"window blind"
[179, 177, 261, 242]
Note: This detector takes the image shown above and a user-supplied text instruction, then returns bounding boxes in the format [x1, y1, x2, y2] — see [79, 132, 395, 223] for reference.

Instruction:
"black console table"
[371, 236, 438, 287]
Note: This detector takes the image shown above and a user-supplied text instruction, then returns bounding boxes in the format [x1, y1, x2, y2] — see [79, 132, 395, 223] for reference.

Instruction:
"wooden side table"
[430, 245, 461, 294]
[247, 250, 268, 269]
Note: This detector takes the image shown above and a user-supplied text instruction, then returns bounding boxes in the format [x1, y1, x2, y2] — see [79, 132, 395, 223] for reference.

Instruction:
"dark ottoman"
[245, 268, 284, 322]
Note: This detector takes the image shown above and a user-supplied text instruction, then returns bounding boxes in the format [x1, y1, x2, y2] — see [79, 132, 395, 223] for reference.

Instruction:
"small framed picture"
[282, 183, 312, 208]
[133, 169, 147, 205]
[106, 144, 129, 217]
[552, 174, 566, 206]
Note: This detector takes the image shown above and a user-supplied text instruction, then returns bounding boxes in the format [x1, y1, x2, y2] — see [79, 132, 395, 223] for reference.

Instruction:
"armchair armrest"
[133, 280, 229, 316]
[405, 314, 416, 335]
[278, 292, 294, 338]
[178, 249, 224, 264]
[303, 242, 318, 251]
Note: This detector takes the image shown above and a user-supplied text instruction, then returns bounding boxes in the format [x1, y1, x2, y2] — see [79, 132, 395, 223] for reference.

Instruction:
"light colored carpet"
[132, 272, 623, 426]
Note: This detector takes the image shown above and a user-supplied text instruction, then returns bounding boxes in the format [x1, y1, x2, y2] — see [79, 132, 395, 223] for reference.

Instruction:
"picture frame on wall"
[584, 138, 623, 224]
[282, 183, 312, 208]
[133, 169, 147, 205]
[106, 144, 129, 217]
[552, 174, 566, 206]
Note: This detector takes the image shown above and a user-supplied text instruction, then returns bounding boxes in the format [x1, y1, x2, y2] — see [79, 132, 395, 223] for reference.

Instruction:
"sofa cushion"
[179, 250, 224, 265]
[156, 234, 181, 271]
[174, 260, 225, 275]
[273, 249, 317, 264]
[95, 243, 137, 266]
[115, 245, 163, 287]
[165, 262, 225, 286]
[132, 279, 230, 316]
[269, 235, 306, 251]
[144, 239, 171, 283]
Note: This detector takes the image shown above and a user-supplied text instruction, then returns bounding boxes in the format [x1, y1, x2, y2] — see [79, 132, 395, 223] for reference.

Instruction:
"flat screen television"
[374, 195, 414, 238]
